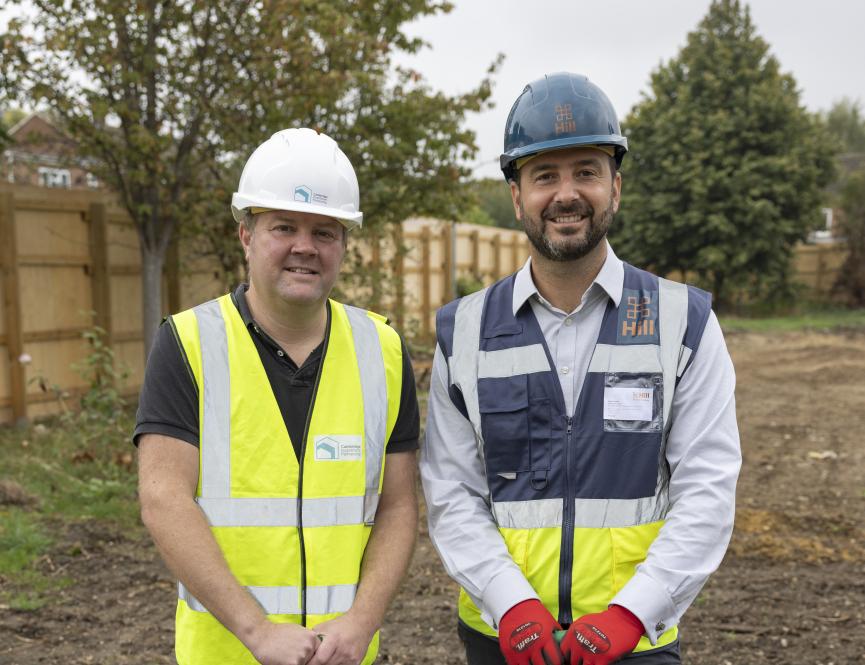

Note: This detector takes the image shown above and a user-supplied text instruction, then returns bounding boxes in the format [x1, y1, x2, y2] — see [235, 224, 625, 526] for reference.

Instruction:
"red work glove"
[560, 605, 643, 665]
[498, 599, 564, 665]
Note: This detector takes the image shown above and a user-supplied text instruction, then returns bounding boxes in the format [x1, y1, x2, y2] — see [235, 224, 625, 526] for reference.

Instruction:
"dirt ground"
[2, 329, 864, 664]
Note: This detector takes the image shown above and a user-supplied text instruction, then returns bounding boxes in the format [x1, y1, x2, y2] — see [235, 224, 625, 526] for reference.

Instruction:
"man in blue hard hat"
[421, 73, 741, 665]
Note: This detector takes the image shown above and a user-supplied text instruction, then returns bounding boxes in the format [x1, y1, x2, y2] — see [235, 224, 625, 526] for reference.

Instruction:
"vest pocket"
[479, 376, 552, 479]
[479, 376, 531, 472]
[602, 372, 663, 433]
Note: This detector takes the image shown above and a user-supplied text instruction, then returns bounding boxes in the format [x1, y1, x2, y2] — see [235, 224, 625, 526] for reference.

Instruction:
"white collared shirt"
[420, 243, 741, 643]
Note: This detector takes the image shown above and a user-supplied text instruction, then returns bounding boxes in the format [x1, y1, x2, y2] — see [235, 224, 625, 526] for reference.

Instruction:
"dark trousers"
[458, 621, 682, 665]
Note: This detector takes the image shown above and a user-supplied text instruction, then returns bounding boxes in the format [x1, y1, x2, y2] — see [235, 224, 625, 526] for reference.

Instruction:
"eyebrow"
[528, 157, 604, 175]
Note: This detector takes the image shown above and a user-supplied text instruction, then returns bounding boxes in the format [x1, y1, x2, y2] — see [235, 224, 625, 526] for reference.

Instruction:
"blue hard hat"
[500, 72, 628, 182]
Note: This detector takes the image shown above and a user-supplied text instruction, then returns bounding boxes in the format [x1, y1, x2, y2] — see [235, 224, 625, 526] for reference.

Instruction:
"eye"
[535, 172, 556, 183]
[315, 229, 337, 241]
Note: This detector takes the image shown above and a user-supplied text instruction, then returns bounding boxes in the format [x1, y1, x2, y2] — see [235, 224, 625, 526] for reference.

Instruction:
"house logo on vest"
[616, 289, 659, 345]
[314, 435, 363, 461]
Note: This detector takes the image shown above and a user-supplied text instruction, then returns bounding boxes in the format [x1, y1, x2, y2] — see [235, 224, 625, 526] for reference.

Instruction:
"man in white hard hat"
[135, 128, 419, 665]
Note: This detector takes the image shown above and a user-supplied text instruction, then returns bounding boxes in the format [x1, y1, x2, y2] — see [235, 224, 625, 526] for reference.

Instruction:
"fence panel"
[0, 184, 852, 424]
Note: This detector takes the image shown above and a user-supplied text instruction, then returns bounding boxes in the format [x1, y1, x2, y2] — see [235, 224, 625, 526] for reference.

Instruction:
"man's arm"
[419, 344, 538, 629]
[610, 312, 742, 643]
[308, 450, 418, 665]
[138, 434, 319, 665]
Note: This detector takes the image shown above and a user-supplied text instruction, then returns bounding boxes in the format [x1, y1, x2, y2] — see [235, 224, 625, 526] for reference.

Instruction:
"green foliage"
[465, 178, 518, 229]
[456, 273, 484, 297]
[823, 98, 865, 154]
[0, 327, 138, 609]
[720, 307, 865, 333]
[2, 1, 499, 348]
[833, 167, 865, 304]
[612, 0, 836, 309]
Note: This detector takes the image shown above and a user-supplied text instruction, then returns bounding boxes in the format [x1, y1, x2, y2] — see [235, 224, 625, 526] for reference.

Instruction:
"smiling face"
[239, 210, 346, 310]
[510, 147, 621, 262]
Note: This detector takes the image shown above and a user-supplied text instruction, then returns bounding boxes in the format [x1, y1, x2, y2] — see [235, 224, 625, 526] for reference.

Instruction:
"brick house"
[2, 113, 100, 189]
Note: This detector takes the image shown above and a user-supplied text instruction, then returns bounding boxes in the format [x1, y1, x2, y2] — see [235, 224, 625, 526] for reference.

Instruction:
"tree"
[466, 177, 518, 229]
[611, 0, 836, 308]
[833, 167, 865, 305]
[3, 0, 498, 356]
[823, 98, 865, 154]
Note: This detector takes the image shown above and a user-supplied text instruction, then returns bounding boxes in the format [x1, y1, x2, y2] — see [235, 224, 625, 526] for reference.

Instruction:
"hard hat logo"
[554, 104, 576, 135]
[231, 128, 362, 229]
[294, 186, 311, 203]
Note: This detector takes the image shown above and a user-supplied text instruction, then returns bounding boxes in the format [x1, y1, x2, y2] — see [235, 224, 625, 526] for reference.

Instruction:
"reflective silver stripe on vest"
[448, 288, 489, 438]
[197, 495, 367, 527]
[658, 278, 688, 427]
[493, 496, 667, 529]
[492, 499, 562, 528]
[194, 299, 231, 497]
[478, 344, 550, 379]
[343, 305, 387, 524]
[179, 582, 357, 615]
[588, 344, 662, 374]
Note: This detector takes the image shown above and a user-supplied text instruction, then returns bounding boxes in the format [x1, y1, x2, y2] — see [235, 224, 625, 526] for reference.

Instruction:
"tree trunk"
[141, 244, 166, 361]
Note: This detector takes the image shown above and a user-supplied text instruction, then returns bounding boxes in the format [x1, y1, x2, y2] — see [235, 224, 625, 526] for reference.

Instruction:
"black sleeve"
[132, 319, 200, 447]
[385, 337, 420, 454]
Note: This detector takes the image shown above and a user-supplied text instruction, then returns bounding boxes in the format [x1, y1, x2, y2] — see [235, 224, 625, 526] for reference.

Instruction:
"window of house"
[86, 172, 100, 188]
[809, 207, 834, 243]
[38, 167, 72, 188]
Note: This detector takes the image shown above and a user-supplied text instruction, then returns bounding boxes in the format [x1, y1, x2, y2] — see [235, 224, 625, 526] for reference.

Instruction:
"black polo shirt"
[133, 285, 419, 458]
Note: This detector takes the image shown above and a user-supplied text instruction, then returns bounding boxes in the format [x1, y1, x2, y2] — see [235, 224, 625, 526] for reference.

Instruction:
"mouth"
[547, 213, 588, 224]
[284, 267, 318, 275]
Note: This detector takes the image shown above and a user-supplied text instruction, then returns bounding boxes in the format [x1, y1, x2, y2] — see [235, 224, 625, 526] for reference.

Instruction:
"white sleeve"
[419, 344, 538, 628]
[611, 311, 741, 643]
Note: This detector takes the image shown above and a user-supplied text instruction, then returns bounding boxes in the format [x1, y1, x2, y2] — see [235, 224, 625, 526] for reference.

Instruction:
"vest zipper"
[297, 322, 330, 627]
[559, 415, 574, 625]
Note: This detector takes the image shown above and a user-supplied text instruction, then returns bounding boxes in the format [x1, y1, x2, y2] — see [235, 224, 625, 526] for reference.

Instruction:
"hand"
[498, 599, 563, 665]
[245, 620, 320, 665]
[560, 605, 643, 665]
[307, 613, 377, 665]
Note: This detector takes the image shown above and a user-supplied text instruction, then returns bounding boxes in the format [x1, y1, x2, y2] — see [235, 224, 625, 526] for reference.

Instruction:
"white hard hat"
[231, 128, 363, 229]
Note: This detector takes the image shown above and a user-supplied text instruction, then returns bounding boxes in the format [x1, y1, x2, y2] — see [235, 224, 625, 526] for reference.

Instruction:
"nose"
[553, 177, 580, 204]
[290, 230, 318, 256]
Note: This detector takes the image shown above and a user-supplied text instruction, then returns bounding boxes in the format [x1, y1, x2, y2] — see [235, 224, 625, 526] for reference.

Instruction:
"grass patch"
[720, 308, 865, 333]
[0, 410, 139, 610]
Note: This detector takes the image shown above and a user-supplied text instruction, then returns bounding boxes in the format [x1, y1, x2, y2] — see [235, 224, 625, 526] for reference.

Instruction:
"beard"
[522, 195, 615, 262]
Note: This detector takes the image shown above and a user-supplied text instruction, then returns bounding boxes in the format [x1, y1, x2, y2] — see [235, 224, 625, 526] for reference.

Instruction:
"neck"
[529, 241, 608, 313]
[245, 284, 328, 350]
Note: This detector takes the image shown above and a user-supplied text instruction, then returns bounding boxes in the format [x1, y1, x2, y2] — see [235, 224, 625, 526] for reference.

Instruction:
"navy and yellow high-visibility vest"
[435, 264, 711, 653]
[169, 294, 404, 665]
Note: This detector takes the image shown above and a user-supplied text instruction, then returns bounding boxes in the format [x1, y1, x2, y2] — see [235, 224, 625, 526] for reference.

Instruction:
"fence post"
[370, 229, 381, 311]
[492, 233, 501, 279]
[815, 245, 826, 295]
[442, 223, 453, 303]
[471, 229, 480, 277]
[0, 192, 27, 425]
[166, 233, 181, 315]
[88, 202, 113, 345]
[421, 226, 432, 340]
[392, 224, 405, 332]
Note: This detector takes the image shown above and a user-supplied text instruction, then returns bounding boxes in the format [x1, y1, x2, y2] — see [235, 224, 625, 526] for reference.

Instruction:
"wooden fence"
[0, 182, 849, 425]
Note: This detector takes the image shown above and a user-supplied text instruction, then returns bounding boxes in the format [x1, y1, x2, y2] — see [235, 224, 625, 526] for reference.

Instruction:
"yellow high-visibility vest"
[170, 294, 403, 665]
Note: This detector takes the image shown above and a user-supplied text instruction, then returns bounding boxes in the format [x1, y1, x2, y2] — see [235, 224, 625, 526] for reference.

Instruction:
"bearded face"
[520, 189, 616, 262]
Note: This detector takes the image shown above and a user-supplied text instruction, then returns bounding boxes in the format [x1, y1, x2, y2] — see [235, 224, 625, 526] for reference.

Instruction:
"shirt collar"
[511, 241, 625, 316]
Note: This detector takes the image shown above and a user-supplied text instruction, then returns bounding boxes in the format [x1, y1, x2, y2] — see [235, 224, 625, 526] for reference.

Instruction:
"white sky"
[395, 0, 865, 179]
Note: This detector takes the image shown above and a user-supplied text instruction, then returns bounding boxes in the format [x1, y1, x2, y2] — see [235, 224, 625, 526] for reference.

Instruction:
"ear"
[238, 221, 252, 260]
[510, 180, 522, 222]
[611, 171, 622, 214]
